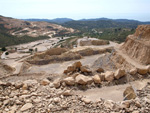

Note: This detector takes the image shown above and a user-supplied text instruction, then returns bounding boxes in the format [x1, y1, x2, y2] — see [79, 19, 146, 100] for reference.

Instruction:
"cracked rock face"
[121, 25, 150, 65]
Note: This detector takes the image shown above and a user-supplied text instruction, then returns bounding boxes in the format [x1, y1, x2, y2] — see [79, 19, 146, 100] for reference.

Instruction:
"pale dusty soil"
[2, 40, 148, 77]
[75, 79, 150, 102]
[72, 41, 117, 52]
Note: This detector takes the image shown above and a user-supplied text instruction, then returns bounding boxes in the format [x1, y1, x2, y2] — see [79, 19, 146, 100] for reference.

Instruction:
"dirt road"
[75, 79, 150, 102]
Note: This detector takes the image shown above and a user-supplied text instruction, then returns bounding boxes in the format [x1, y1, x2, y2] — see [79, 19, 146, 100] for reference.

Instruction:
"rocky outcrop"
[75, 74, 93, 85]
[129, 68, 137, 75]
[104, 71, 114, 82]
[114, 68, 126, 79]
[64, 61, 92, 75]
[40, 79, 50, 86]
[137, 67, 148, 75]
[92, 52, 134, 72]
[123, 86, 137, 100]
[0, 62, 15, 78]
[80, 66, 92, 73]
[63, 77, 75, 86]
[121, 25, 150, 65]
[92, 74, 101, 84]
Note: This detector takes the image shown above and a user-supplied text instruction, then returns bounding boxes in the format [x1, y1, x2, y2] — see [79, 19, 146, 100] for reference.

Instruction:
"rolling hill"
[0, 15, 75, 47]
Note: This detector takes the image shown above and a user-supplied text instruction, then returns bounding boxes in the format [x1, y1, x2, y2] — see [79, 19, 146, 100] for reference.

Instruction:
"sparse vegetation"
[0, 32, 50, 47]
[5, 52, 9, 55]
[55, 37, 79, 48]
[1, 47, 7, 51]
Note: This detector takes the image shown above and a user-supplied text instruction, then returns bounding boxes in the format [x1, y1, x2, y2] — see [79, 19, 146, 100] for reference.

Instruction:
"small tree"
[29, 49, 33, 51]
[15, 47, 17, 51]
[35, 48, 38, 52]
[1, 47, 7, 51]
[60, 44, 64, 48]
[5, 52, 9, 55]
[29, 49, 33, 54]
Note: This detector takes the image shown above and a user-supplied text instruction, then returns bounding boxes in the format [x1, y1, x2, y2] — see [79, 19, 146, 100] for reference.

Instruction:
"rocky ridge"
[121, 25, 150, 65]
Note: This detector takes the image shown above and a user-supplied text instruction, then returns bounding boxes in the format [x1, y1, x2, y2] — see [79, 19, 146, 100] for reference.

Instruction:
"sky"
[0, 0, 150, 21]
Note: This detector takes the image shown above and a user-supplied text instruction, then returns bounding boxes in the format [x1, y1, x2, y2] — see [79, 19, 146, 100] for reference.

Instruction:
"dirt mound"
[30, 48, 67, 60]
[0, 62, 15, 78]
[77, 48, 112, 56]
[27, 52, 82, 65]
[92, 52, 134, 71]
[91, 40, 109, 45]
[121, 25, 150, 65]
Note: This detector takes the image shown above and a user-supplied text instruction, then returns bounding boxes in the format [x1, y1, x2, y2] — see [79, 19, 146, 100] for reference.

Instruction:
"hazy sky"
[0, 0, 150, 21]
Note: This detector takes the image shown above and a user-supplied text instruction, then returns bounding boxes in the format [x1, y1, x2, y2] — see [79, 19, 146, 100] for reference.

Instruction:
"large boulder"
[104, 71, 114, 82]
[62, 90, 72, 96]
[114, 69, 126, 79]
[73, 61, 82, 69]
[96, 68, 104, 73]
[67, 66, 76, 73]
[81, 98, 91, 104]
[129, 68, 137, 75]
[80, 66, 92, 73]
[20, 103, 33, 111]
[99, 73, 105, 81]
[63, 77, 75, 86]
[93, 74, 101, 84]
[23, 79, 38, 86]
[40, 79, 50, 86]
[0, 81, 11, 87]
[123, 86, 137, 100]
[147, 65, 150, 73]
[15, 82, 23, 89]
[63, 61, 82, 74]
[75, 74, 93, 85]
[120, 100, 131, 108]
[104, 100, 115, 109]
[53, 79, 61, 88]
[63, 66, 76, 74]
[137, 67, 148, 75]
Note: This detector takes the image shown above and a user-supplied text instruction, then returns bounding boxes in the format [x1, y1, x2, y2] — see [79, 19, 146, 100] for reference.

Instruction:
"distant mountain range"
[1, 15, 150, 47]
[23, 18, 73, 24]
[23, 17, 150, 24]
